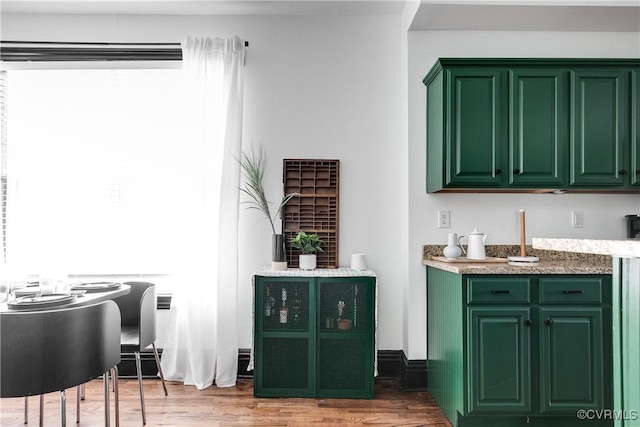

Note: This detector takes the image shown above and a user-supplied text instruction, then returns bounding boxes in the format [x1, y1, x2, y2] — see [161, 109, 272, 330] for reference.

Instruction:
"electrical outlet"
[438, 210, 450, 228]
[572, 211, 584, 228]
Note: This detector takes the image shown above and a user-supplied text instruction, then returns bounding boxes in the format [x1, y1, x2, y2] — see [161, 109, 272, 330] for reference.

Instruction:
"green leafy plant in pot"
[289, 231, 324, 270]
[239, 144, 298, 270]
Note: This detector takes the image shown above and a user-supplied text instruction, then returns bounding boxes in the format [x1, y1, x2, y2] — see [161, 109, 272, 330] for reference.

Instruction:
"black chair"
[1, 300, 121, 426]
[113, 281, 168, 425]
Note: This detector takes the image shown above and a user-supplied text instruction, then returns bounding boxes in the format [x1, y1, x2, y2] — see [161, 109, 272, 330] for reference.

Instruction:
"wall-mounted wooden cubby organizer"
[282, 159, 339, 268]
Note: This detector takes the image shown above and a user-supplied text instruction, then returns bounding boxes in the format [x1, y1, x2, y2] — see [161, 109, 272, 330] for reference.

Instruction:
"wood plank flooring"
[0, 379, 452, 426]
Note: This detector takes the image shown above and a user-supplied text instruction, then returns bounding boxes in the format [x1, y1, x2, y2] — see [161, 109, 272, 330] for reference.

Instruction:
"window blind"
[0, 40, 249, 62]
[5, 68, 191, 274]
[0, 71, 6, 265]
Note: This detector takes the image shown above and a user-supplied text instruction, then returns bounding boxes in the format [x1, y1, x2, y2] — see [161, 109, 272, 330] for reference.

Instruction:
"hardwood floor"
[0, 379, 452, 426]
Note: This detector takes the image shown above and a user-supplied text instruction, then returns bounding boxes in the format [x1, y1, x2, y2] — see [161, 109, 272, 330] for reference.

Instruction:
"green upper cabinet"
[570, 69, 628, 187]
[509, 69, 567, 187]
[444, 68, 505, 188]
[424, 58, 640, 193]
[632, 70, 640, 187]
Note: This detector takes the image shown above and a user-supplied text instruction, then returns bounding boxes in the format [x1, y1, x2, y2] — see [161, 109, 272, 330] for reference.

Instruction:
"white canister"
[351, 253, 367, 271]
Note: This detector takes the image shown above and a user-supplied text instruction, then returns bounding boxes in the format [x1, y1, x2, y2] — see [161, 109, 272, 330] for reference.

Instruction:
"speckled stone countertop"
[422, 245, 612, 275]
[533, 238, 640, 258]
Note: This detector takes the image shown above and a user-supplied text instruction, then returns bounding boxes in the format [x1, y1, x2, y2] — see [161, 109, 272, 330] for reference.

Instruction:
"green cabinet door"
[632, 71, 640, 187]
[316, 277, 375, 398]
[254, 277, 316, 397]
[570, 69, 629, 187]
[467, 307, 532, 414]
[445, 68, 506, 187]
[539, 307, 605, 413]
[509, 69, 567, 187]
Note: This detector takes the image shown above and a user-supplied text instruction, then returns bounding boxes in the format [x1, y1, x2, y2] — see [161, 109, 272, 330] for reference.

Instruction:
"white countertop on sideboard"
[249, 266, 379, 375]
[253, 267, 376, 277]
[532, 238, 640, 258]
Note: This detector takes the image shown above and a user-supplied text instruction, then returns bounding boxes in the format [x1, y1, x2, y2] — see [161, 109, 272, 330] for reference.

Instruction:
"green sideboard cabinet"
[427, 268, 613, 427]
[253, 274, 376, 399]
[423, 58, 640, 193]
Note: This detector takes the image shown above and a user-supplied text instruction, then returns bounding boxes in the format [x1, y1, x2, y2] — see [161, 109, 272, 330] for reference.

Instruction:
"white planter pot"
[299, 254, 317, 270]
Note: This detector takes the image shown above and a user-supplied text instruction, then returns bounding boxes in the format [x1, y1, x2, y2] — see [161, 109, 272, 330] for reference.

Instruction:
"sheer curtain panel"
[160, 36, 245, 389]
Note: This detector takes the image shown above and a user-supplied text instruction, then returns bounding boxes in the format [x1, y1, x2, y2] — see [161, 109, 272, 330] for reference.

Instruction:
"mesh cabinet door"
[316, 277, 375, 398]
[254, 277, 315, 397]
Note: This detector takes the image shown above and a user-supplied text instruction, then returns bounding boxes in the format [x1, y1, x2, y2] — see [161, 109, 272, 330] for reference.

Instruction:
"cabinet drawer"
[466, 277, 531, 304]
[539, 277, 603, 304]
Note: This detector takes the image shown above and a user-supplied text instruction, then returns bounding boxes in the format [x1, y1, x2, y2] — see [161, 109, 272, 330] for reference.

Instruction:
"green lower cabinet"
[427, 269, 613, 427]
[539, 308, 605, 414]
[254, 275, 375, 398]
[467, 308, 532, 413]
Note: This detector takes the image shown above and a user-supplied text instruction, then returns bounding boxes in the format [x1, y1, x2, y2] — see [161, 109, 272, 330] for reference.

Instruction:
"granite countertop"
[532, 238, 640, 258]
[422, 245, 612, 275]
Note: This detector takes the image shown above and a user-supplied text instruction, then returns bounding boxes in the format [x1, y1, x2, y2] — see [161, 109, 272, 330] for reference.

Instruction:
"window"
[3, 67, 195, 284]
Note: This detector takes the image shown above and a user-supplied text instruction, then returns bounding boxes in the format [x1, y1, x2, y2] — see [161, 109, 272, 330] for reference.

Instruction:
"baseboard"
[122, 348, 427, 391]
[239, 348, 427, 391]
[118, 348, 163, 379]
[238, 348, 252, 379]
[150, 294, 427, 389]
[400, 352, 428, 391]
[118, 348, 254, 380]
[376, 349, 403, 379]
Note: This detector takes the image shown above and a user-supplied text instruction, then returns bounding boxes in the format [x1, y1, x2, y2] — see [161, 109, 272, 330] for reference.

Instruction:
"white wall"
[3, 12, 640, 363]
[1, 13, 406, 351]
[407, 30, 640, 359]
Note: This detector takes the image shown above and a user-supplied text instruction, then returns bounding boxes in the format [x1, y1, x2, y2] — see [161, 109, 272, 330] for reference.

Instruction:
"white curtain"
[160, 36, 245, 389]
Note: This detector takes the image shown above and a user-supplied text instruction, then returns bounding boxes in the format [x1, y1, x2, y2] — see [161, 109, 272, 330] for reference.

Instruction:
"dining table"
[0, 282, 131, 313]
[0, 281, 130, 427]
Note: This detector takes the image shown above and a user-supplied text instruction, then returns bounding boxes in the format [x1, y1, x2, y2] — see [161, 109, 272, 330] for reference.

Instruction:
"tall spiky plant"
[239, 144, 297, 235]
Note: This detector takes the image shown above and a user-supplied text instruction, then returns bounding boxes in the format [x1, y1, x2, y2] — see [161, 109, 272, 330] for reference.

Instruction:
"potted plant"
[239, 144, 298, 270]
[289, 231, 324, 270]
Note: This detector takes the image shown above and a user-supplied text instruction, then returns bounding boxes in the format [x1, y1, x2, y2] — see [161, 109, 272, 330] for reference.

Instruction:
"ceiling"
[0, 0, 406, 16]
[410, 2, 640, 32]
[1, 0, 638, 32]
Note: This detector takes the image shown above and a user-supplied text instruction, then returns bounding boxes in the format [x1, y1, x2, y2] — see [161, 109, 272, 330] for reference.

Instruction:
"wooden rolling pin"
[519, 209, 526, 257]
